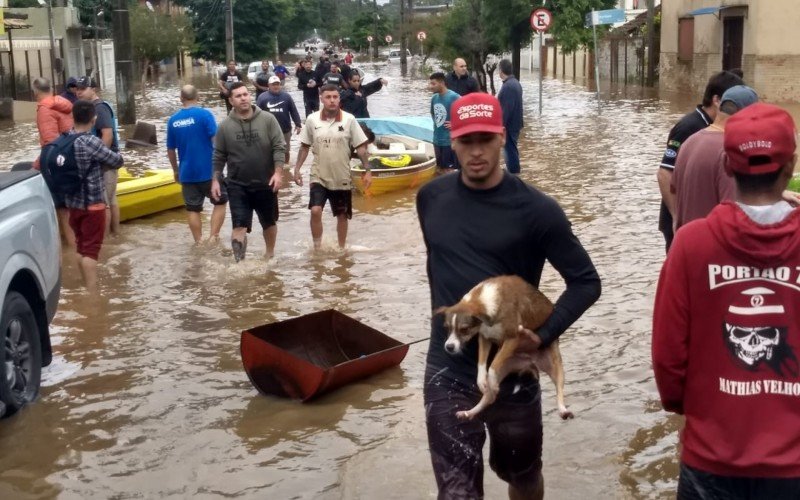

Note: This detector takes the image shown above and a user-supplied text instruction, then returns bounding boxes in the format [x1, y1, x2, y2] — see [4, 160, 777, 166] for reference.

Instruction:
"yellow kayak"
[117, 168, 184, 222]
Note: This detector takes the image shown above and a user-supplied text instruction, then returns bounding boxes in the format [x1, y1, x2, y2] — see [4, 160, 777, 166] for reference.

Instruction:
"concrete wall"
[7, 7, 85, 82]
[597, 37, 645, 83]
[660, 0, 800, 103]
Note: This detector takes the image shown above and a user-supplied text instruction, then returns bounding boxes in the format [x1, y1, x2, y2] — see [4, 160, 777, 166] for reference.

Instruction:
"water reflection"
[0, 58, 776, 498]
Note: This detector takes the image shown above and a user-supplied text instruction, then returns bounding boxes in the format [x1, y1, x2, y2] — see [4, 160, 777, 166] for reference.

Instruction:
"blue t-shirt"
[430, 90, 460, 146]
[166, 106, 217, 183]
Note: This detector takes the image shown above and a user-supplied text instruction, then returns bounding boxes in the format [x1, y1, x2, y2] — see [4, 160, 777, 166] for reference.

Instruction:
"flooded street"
[0, 59, 718, 499]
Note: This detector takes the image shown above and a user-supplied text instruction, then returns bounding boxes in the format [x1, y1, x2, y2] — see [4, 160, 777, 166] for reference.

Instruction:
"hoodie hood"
[227, 104, 261, 123]
[706, 201, 800, 267]
[38, 95, 73, 114]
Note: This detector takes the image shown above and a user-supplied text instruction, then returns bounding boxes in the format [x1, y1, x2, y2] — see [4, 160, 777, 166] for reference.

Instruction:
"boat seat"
[368, 141, 426, 156]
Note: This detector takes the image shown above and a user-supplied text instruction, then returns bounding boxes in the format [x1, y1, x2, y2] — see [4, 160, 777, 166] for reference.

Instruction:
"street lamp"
[36, 0, 58, 87]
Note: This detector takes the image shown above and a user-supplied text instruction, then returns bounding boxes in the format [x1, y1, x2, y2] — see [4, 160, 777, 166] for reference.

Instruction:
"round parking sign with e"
[417, 31, 427, 41]
[530, 8, 553, 32]
[385, 35, 393, 43]
[367, 35, 373, 42]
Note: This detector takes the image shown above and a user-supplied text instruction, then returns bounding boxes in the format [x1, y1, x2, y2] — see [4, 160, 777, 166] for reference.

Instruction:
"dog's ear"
[433, 306, 449, 316]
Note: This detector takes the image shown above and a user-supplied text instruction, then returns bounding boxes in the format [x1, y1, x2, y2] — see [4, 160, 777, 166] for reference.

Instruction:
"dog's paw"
[559, 409, 575, 420]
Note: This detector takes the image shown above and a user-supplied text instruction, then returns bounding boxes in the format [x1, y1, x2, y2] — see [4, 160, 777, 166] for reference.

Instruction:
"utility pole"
[112, 0, 136, 124]
[224, 0, 234, 62]
[45, 0, 57, 87]
[372, 0, 379, 58]
[646, 0, 655, 86]
[399, 0, 407, 72]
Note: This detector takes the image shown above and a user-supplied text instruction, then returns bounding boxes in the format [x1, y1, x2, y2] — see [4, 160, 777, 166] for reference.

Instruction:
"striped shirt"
[63, 131, 124, 209]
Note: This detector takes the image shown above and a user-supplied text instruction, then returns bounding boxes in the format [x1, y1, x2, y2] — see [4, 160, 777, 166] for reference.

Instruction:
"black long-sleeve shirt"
[417, 172, 601, 387]
[445, 71, 479, 96]
[340, 79, 384, 119]
[296, 69, 319, 102]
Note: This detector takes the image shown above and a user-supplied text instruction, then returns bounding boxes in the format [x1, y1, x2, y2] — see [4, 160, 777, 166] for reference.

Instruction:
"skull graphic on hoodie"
[723, 287, 797, 375]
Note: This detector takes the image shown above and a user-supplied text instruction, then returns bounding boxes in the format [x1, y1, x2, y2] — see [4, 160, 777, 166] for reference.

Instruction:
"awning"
[688, 6, 723, 16]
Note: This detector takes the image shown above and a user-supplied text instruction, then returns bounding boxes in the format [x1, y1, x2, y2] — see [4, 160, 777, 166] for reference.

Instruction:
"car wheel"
[0, 291, 42, 417]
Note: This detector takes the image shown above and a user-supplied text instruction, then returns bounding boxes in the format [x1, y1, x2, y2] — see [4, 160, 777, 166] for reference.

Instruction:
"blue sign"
[584, 8, 626, 27]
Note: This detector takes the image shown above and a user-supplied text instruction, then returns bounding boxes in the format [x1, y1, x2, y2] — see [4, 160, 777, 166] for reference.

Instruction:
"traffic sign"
[367, 35, 373, 42]
[585, 8, 625, 27]
[385, 35, 393, 43]
[530, 8, 553, 32]
[417, 31, 427, 41]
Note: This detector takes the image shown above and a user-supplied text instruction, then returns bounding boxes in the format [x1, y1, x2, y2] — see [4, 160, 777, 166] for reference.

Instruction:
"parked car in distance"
[247, 61, 274, 82]
[387, 49, 412, 63]
[0, 168, 60, 418]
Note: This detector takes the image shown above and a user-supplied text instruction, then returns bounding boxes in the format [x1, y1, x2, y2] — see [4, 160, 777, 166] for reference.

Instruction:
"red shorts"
[68, 207, 106, 260]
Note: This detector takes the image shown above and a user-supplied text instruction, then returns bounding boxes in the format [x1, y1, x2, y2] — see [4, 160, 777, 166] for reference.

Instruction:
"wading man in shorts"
[167, 85, 228, 244]
[65, 100, 124, 292]
[417, 93, 600, 499]
[293, 84, 372, 250]
[212, 82, 285, 261]
[75, 76, 122, 236]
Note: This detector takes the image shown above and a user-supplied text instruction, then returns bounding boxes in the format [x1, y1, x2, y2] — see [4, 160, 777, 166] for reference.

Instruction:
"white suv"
[0, 168, 60, 418]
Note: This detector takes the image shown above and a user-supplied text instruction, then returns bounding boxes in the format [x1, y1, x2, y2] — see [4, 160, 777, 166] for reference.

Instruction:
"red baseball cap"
[449, 93, 504, 139]
[724, 103, 797, 175]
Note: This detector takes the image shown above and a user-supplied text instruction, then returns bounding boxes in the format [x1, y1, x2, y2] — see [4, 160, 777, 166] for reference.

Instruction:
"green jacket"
[213, 105, 285, 187]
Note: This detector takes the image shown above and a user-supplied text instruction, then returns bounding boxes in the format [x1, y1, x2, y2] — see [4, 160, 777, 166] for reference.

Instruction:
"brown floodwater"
[0, 59, 762, 499]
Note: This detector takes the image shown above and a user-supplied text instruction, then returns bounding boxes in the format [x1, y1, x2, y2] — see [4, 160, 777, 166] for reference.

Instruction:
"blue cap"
[720, 85, 759, 112]
[66, 76, 78, 88]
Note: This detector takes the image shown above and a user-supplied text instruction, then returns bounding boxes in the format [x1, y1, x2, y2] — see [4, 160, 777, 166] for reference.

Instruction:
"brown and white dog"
[436, 275, 573, 421]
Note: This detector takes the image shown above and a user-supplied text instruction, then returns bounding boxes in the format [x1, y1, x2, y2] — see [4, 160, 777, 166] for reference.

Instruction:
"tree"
[130, 6, 193, 97]
[433, 0, 617, 84]
[350, 10, 392, 52]
[548, 0, 618, 54]
[438, 0, 502, 91]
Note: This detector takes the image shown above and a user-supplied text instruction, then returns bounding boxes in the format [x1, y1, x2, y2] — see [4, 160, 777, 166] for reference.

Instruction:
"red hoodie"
[653, 201, 800, 478]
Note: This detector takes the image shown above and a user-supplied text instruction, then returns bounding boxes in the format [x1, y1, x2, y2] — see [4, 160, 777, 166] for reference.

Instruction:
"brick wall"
[660, 52, 800, 103]
[660, 52, 721, 101]
[750, 55, 800, 103]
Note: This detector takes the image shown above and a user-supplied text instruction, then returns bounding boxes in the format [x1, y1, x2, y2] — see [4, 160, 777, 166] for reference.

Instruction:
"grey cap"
[720, 85, 759, 111]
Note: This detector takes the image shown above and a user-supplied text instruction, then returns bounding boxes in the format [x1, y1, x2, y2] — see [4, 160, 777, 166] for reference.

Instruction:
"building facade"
[660, 1, 800, 103]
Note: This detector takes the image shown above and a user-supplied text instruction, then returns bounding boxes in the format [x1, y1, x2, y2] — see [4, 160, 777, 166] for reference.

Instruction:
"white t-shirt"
[299, 110, 368, 190]
[737, 200, 795, 225]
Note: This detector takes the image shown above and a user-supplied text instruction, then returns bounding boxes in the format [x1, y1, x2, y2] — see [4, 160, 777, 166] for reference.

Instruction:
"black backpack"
[40, 132, 88, 195]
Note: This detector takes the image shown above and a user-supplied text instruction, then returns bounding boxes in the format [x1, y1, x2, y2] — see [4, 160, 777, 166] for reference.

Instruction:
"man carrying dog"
[653, 103, 800, 498]
[416, 93, 601, 499]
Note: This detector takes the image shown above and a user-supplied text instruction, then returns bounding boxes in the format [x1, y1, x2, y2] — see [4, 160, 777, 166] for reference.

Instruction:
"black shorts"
[424, 375, 543, 497]
[678, 462, 800, 500]
[308, 183, 352, 219]
[434, 145, 459, 170]
[225, 181, 276, 232]
[51, 190, 67, 209]
[182, 180, 228, 212]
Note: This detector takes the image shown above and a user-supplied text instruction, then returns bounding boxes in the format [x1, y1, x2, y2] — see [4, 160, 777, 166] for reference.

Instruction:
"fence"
[0, 37, 64, 101]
